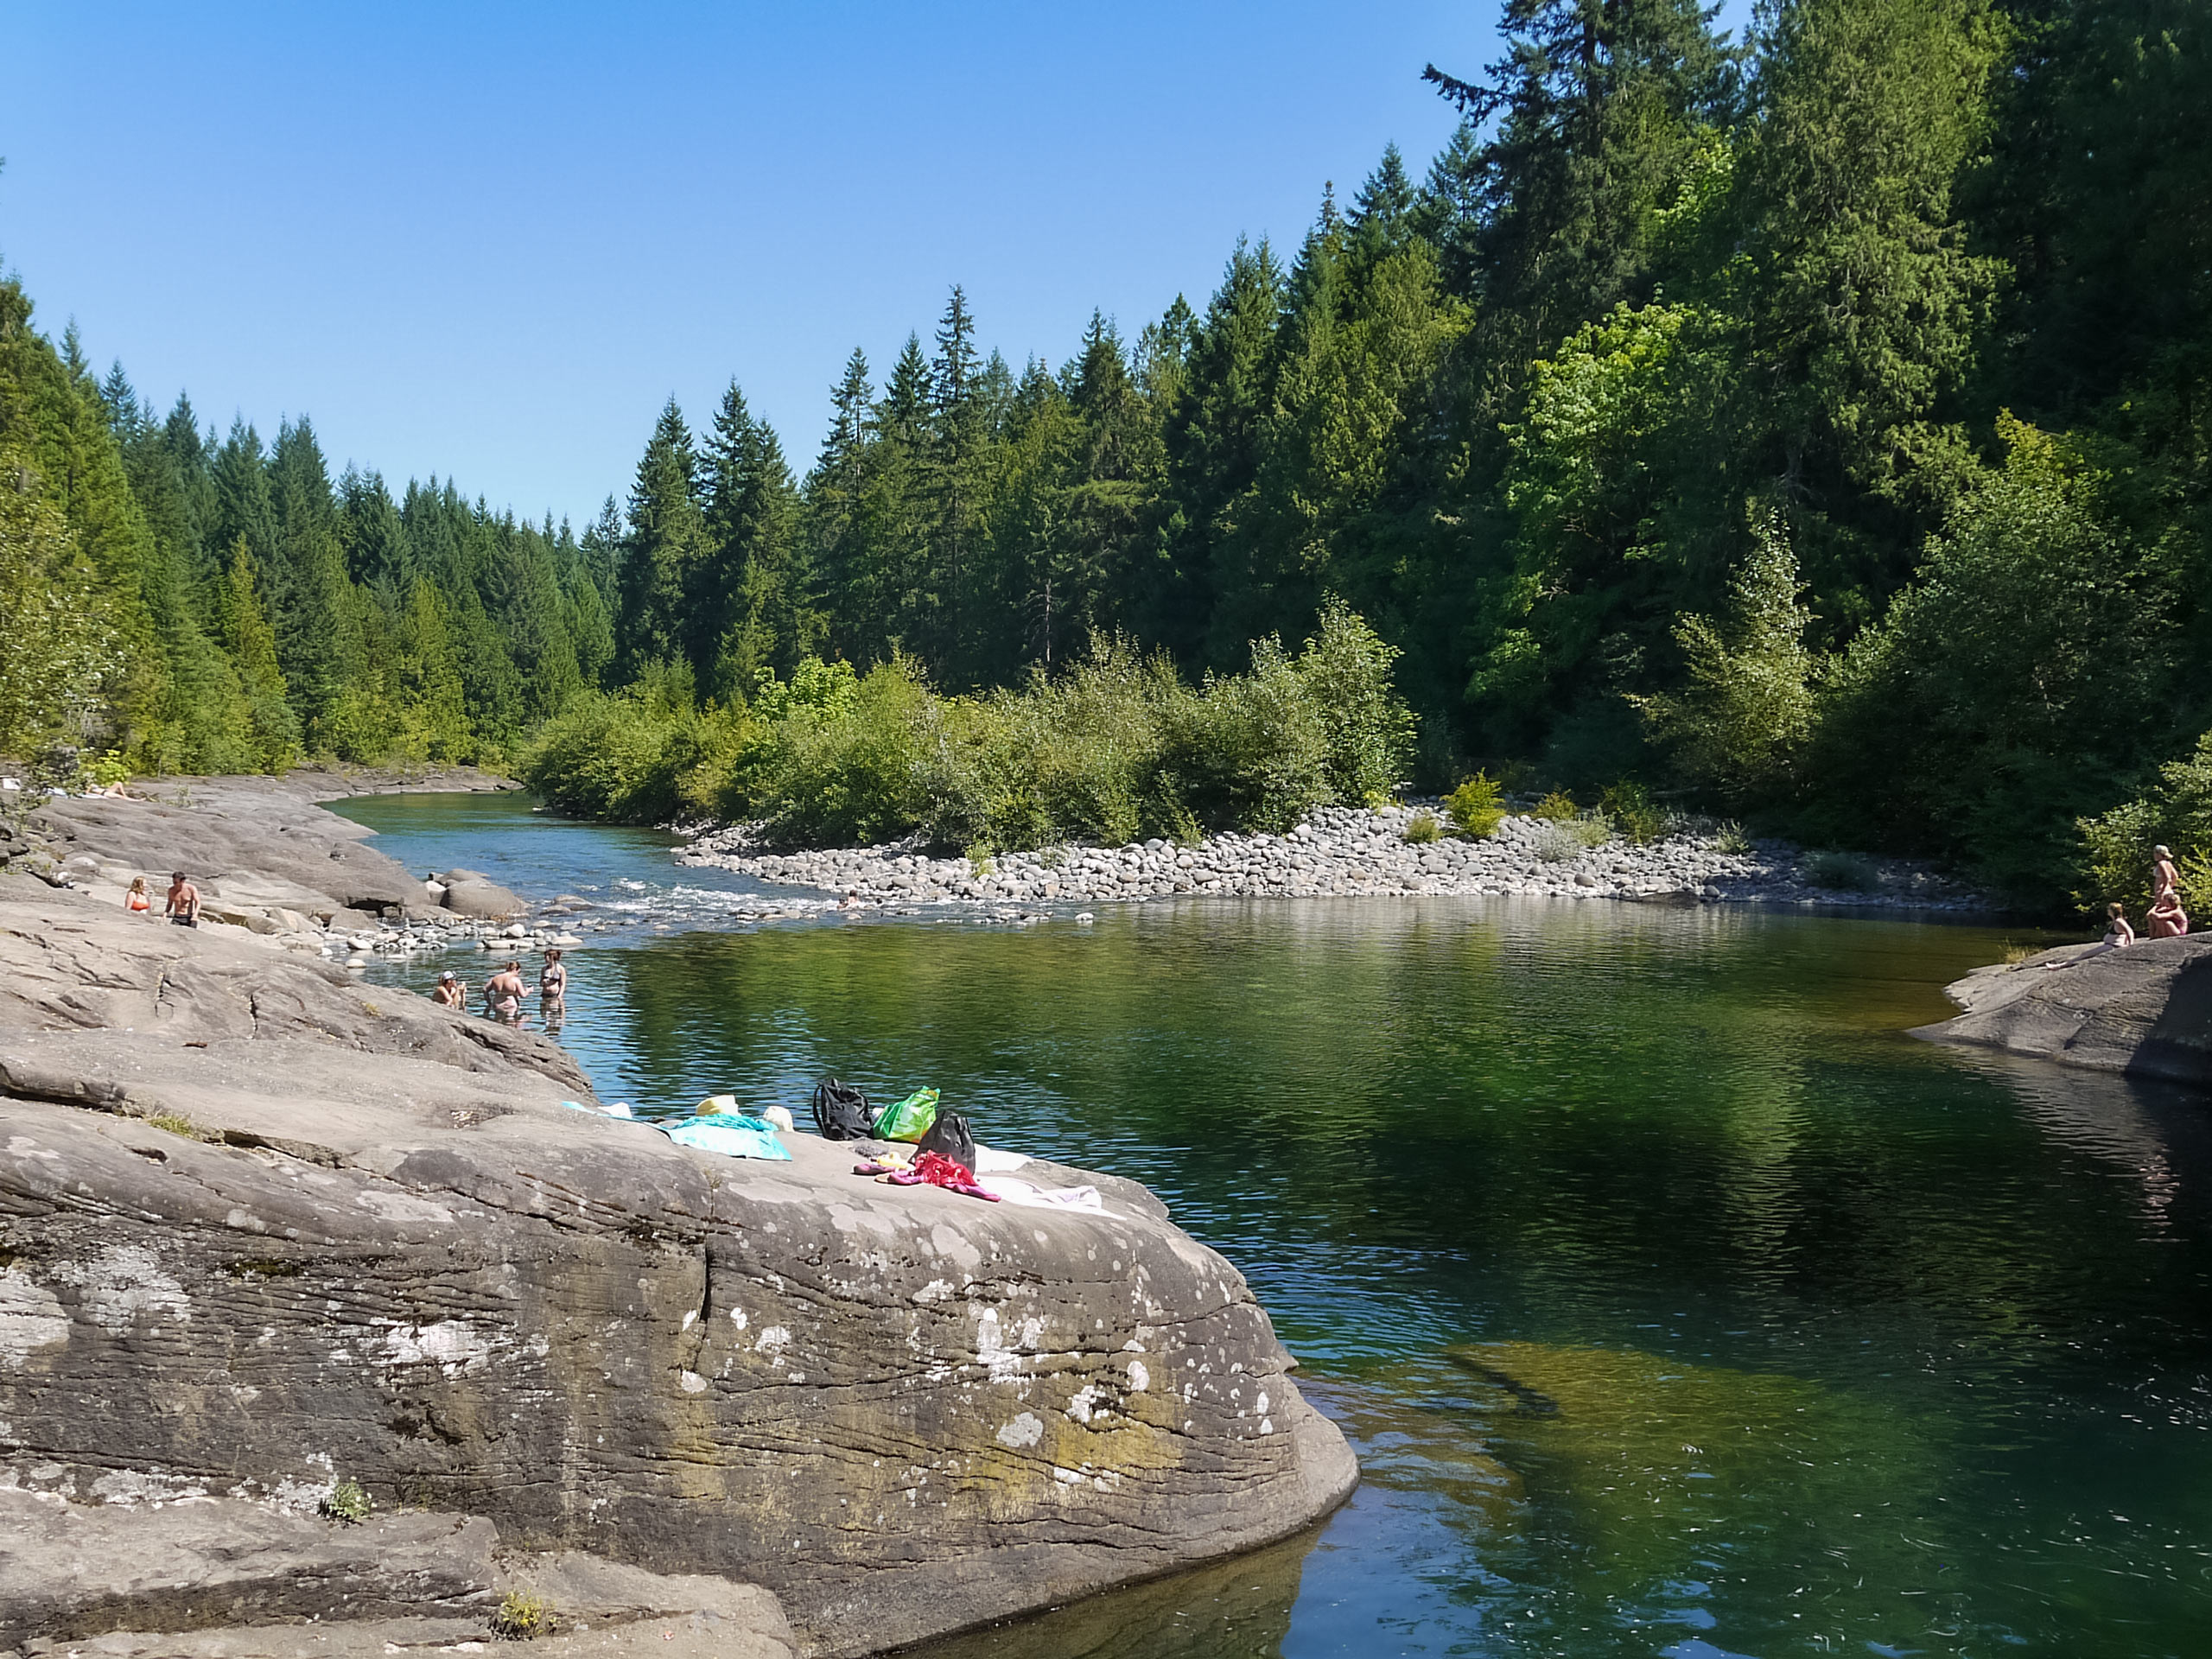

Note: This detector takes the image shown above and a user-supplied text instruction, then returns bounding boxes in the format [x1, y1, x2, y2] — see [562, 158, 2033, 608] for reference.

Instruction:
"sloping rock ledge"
[0, 816, 1355, 1656]
[1914, 936, 2212, 1087]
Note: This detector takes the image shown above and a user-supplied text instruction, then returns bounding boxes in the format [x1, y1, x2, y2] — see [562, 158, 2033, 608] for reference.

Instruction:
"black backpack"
[914, 1112, 977, 1173]
[811, 1078, 873, 1141]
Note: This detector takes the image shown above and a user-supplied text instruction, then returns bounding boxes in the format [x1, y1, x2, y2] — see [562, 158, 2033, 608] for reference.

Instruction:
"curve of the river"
[331, 791, 2212, 1659]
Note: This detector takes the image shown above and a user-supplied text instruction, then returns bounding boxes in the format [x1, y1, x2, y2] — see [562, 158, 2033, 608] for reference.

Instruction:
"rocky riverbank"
[0, 777, 1357, 1656]
[681, 800, 1978, 913]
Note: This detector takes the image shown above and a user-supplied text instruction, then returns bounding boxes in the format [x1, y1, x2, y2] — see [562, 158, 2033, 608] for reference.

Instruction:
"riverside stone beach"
[7, 779, 2212, 1658]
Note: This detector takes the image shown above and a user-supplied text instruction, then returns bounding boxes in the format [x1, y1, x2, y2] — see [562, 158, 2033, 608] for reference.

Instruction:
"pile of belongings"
[817, 1077, 1106, 1212]
[561, 1094, 798, 1161]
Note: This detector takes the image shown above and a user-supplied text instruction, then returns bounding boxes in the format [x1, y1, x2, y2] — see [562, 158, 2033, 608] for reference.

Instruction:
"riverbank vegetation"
[3, 0, 2206, 908]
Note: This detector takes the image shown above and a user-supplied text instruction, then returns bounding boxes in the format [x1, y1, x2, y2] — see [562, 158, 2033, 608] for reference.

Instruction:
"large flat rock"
[0, 876, 1356, 1656]
[1915, 936, 2212, 1085]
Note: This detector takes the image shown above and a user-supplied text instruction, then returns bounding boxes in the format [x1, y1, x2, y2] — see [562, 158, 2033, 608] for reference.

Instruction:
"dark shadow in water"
[898, 1527, 1319, 1659]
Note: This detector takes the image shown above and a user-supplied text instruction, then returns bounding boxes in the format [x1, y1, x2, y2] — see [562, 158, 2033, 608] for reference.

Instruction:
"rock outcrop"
[0, 869, 1356, 1656]
[1915, 936, 2212, 1086]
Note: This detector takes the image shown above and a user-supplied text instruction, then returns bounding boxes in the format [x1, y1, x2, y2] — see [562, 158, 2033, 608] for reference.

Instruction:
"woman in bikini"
[124, 876, 152, 915]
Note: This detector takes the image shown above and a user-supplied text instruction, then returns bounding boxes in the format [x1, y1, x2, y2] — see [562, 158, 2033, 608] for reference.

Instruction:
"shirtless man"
[164, 871, 200, 928]
[432, 970, 467, 1008]
[538, 949, 567, 1018]
[483, 959, 528, 1023]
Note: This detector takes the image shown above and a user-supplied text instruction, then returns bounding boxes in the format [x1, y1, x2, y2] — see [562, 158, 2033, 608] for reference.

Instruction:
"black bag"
[914, 1111, 977, 1173]
[811, 1078, 873, 1141]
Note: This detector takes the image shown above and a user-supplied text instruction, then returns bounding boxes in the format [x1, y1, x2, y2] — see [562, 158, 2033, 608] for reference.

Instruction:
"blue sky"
[4, 3, 1743, 530]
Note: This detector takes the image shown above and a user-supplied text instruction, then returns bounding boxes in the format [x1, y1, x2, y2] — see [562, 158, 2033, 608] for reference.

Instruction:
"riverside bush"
[1403, 810, 1443, 843]
[1446, 772, 1506, 837]
[1600, 781, 1667, 844]
[528, 617, 1414, 853]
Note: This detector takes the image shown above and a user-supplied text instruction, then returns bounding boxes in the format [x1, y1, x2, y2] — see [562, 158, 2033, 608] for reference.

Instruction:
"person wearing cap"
[432, 970, 467, 1008]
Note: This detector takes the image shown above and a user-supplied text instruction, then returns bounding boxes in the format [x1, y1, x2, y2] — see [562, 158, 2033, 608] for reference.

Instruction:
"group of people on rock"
[431, 950, 566, 1028]
[2062, 846, 2191, 966]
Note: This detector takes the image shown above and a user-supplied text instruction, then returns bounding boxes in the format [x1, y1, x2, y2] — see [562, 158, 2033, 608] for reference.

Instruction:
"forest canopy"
[2, 0, 2205, 908]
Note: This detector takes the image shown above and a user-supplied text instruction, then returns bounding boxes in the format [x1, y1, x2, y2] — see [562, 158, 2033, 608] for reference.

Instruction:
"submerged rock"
[0, 869, 1355, 1656]
[1916, 936, 2212, 1086]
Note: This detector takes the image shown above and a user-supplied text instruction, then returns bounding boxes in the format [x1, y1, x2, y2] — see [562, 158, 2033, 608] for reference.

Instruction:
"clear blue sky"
[3, 3, 1741, 531]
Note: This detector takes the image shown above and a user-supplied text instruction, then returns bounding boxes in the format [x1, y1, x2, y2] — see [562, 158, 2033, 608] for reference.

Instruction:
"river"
[331, 791, 2212, 1659]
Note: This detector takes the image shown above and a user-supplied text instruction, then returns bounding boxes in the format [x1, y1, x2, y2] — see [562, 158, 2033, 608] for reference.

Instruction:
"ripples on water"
[334, 793, 2212, 1658]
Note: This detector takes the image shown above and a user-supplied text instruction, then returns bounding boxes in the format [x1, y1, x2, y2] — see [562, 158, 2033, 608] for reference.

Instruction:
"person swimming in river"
[433, 969, 467, 1008]
[483, 959, 529, 1023]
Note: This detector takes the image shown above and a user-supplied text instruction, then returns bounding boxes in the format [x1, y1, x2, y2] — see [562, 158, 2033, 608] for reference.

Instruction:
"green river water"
[332, 791, 2212, 1659]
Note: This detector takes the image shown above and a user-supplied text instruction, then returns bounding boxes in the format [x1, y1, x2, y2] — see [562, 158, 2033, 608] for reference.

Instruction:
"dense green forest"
[3, 0, 2206, 908]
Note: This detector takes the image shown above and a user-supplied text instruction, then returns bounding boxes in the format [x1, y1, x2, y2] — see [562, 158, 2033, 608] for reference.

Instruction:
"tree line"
[3, 0, 2205, 905]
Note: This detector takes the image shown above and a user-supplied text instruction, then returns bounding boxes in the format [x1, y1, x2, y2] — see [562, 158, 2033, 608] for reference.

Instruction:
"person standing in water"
[124, 876, 152, 915]
[433, 969, 467, 1008]
[483, 959, 528, 1023]
[538, 949, 567, 1026]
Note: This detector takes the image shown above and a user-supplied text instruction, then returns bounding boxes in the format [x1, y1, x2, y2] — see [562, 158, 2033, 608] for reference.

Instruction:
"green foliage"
[1640, 512, 1818, 804]
[2078, 729, 2212, 914]
[1293, 598, 1419, 804]
[320, 1478, 372, 1524]
[1445, 772, 1506, 838]
[1599, 780, 1668, 844]
[0, 448, 124, 759]
[491, 1590, 552, 1641]
[1532, 790, 1578, 822]
[1403, 810, 1443, 844]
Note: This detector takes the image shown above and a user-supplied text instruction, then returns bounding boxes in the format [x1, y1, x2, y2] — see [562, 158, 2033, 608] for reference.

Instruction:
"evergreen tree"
[616, 398, 709, 683]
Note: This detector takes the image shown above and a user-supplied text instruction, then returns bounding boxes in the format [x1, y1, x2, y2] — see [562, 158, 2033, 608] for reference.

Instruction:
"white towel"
[978, 1176, 1106, 1214]
[971, 1145, 1030, 1174]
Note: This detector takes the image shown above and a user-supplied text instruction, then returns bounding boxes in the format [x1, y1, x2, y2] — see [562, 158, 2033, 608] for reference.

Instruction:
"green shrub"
[1445, 772, 1506, 838]
[1532, 790, 1579, 822]
[491, 1590, 553, 1641]
[1567, 811, 1614, 848]
[1599, 780, 1668, 844]
[1154, 641, 1332, 835]
[1805, 849, 1879, 892]
[1403, 810, 1442, 844]
[1712, 820, 1752, 855]
[321, 1478, 372, 1524]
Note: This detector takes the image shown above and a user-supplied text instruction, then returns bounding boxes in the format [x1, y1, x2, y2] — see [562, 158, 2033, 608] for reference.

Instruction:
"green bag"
[872, 1087, 939, 1143]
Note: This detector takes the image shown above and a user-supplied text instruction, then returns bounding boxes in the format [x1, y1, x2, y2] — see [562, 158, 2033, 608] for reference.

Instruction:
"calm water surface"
[334, 792, 2212, 1659]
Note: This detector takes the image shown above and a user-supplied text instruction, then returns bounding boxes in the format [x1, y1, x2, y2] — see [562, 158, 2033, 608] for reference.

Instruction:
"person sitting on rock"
[2048, 902, 2135, 968]
[433, 970, 467, 1008]
[124, 875, 152, 915]
[163, 871, 200, 928]
[483, 959, 529, 1023]
[2147, 886, 2190, 938]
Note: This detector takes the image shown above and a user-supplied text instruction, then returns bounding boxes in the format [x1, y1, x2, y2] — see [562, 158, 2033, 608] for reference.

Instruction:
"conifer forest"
[3, 0, 2206, 909]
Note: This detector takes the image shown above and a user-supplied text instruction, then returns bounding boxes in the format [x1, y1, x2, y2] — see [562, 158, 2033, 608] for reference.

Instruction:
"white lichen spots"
[89, 1467, 209, 1505]
[754, 1325, 791, 1357]
[524, 1332, 550, 1359]
[1128, 1360, 1150, 1393]
[678, 1370, 708, 1394]
[223, 1208, 265, 1233]
[57, 1246, 192, 1334]
[680, 1309, 697, 1331]
[4, 1137, 59, 1162]
[1261, 1417, 1275, 1435]
[1255, 1391, 1268, 1414]
[1033, 1230, 1049, 1246]
[381, 1319, 493, 1377]
[1052, 1465, 1085, 1485]
[995, 1412, 1044, 1449]
[1065, 1384, 1104, 1425]
[729, 1306, 748, 1331]
[0, 1271, 70, 1369]
[911, 1279, 954, 1306]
